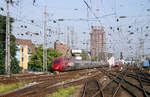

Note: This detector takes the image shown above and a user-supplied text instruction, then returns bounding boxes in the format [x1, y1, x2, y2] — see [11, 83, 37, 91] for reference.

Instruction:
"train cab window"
[54, 60, 60, 64]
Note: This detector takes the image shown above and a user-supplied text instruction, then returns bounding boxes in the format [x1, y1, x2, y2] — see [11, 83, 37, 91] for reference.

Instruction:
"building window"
[22, 47, 24, 52]
[22, 57, 24, 62]
[28, 56, 31, 61]
[28, 48, 31, 53]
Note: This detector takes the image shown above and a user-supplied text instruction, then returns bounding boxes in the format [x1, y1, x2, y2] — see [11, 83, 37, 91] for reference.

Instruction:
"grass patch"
[46, 86, 78, 97]
[147, 66, 150, 71]
[53, 71, 57, 75]
[74, 74, 80, 79]
[0, 81, 30, 93]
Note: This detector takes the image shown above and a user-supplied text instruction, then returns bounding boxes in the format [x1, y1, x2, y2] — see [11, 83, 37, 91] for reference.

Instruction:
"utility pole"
[58, 24, 61, 42]
[86, 40, 89, 60]
[96, 0, 100, 12]
[43, 6, 47, 72]
[67, 26, 70, 47]
[139, 39, 144, 61]
[5, 0, 11, 74]
[65, 26, 71, 59]
[71, 27, 74, 49]
[120, 52, 123, 60]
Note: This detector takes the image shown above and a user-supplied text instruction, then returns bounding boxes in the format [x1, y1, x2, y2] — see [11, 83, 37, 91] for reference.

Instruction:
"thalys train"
[52, 57, 109, 72]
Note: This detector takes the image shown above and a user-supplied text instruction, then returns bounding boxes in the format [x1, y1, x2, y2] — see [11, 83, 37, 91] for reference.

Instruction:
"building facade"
[72, 49, 82, 60]
[15, 39, 35, 71]
[90, 26, 106, 60]
[54, 41, 71, 58]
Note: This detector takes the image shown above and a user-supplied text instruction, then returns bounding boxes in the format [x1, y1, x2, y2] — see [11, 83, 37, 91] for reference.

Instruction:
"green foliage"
[74, 74, 80, 79]
[0, 81, 30, 93]
[0, 15, 21, 74]
[0, 15, 6, 74]
[28, 46, 43, 71]
[53, 71, 57, 75]
[10, 57, 22, 74]
[147, 66, 150, 71]
[28, 45, 62, 72]
[81, 50, 88, 60]
[91, 57, 101, 62]
[46, 86, 78, 97]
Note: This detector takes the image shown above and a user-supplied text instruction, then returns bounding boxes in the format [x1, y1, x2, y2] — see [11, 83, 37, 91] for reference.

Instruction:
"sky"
[0, 0, 150, 59]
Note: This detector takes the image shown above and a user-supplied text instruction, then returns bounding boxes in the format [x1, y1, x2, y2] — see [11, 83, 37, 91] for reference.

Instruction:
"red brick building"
[90, 26, 106, 59]
[54, 41, 71, 58]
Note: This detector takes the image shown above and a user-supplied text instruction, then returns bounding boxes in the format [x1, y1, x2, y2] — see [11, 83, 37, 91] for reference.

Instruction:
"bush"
[46, 86, 78, 97]
[147, 66, 150, 71]
[74, 74, 80, 79]
[0, 81, 30, 93]
[28, 45, 62, 72]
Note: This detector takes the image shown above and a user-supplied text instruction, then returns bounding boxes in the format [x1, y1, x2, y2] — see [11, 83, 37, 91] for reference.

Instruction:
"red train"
[114, 61, 123, 67]
[52, 57, 109, 72]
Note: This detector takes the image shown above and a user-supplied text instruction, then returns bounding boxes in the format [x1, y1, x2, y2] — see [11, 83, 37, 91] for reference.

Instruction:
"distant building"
[107, 53, 115, 67]
[72, 49, 82, 60]
[15, 39, 35, 71]
[90, 26, 106, 60]
[54, 41, 71, 58]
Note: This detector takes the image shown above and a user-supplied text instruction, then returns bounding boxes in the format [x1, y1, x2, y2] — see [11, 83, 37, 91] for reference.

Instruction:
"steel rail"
[126, 73, 150, 83]
[108, 74, 137, 97]
[110, 73, 150, 95]
[133, 67, 150, 81]
[83, 68, 111, 97]
[82, 79, 103, 97]
[0, 68, 106, 97]
[93, 68, 137, 97]
[92, 71, 123, 97]
[96, 80, 104, 97]
[138, 71, 150, 82]
[112, 70, 127, 97]
[135, 69, 148, 97]
[81, 82, 87, 97]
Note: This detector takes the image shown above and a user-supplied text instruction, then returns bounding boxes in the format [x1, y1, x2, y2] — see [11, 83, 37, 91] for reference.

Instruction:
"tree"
[0, 15, 21, 74]
[28, 45, 62, 72]
[81, 50, 88, 60]
[91, 57, 101, 61]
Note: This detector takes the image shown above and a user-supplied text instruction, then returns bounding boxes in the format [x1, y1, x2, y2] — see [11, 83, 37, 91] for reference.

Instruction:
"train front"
[52, 57, 75, 72]
[52, 57, 64, 72]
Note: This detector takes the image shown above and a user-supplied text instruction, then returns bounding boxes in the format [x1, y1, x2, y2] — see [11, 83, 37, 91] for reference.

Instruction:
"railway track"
[0, 68, 103, 84]
[81, 67, 150, 97]
[2, 66, 148, 97]
[82, 79, 103, 97]
[0, 67, 108, 97]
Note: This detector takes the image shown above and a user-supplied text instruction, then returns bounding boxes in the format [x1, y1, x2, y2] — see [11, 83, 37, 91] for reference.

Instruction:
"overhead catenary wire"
[83, 0, 102, 25]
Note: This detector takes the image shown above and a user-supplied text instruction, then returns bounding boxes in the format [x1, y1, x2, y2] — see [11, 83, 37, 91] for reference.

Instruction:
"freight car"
[52, 57, 109, 72]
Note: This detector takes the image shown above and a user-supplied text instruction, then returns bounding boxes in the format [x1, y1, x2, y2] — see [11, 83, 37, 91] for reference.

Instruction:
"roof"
[91, 26, 104, 30]
[15, 39, 35, 53]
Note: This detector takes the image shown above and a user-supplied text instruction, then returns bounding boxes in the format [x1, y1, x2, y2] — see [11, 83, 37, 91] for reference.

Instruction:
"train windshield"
[54, 60, 60, 64]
